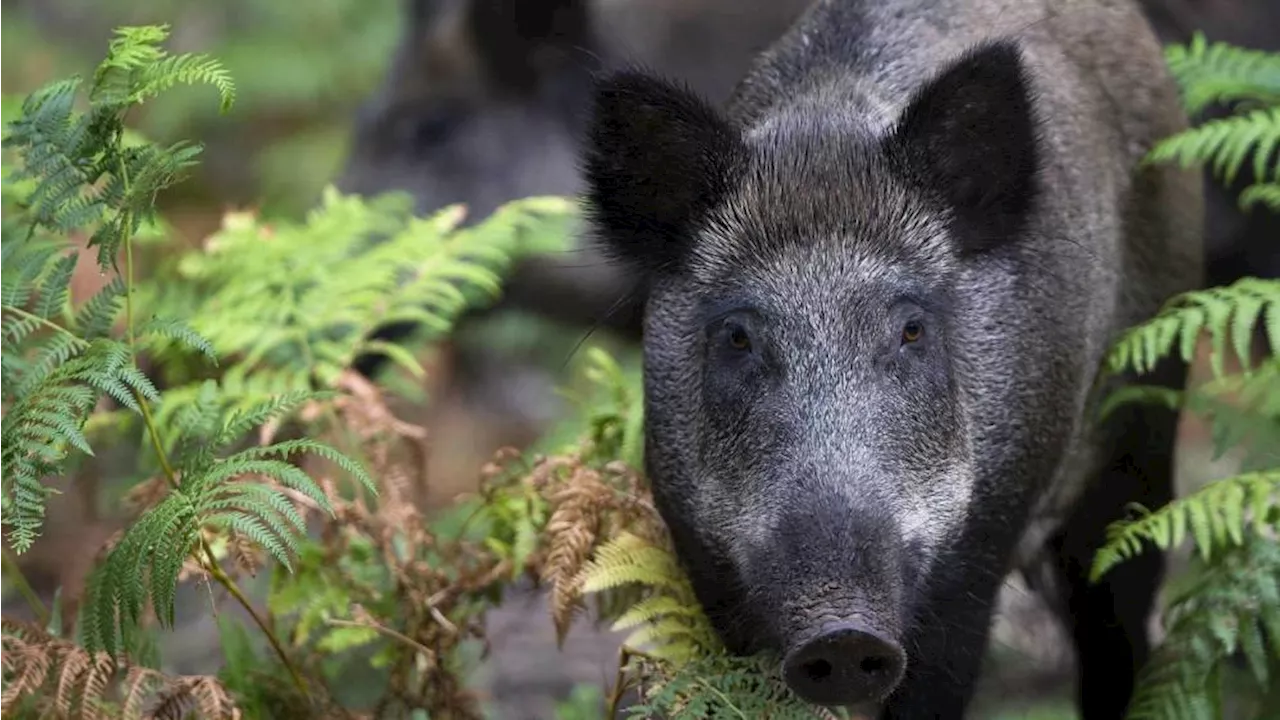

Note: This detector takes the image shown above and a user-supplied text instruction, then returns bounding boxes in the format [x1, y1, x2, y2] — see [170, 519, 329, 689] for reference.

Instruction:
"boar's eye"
[415, 112, 455, 148]
[901, 319, 924, 345]
[399, 107, 459, 152]
[727, 322, 753, 352]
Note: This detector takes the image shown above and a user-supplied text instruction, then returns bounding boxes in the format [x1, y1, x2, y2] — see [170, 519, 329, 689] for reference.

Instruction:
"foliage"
[132, 186, 576, 435]
[1092, 36, 1280, 720]
[2, 618, 237, 720]
[2, 21, 234, 555]
[1, 0, 405, 216]
[0, 23, 570, 719]
[1148, 33, 1280, 211]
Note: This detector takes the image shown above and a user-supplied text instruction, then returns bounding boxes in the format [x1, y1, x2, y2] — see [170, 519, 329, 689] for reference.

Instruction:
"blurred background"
[2, 1, 1278, 718]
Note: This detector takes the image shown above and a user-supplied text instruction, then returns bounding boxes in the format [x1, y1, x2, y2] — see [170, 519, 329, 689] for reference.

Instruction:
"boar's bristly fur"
[581, 0, 1203, 717]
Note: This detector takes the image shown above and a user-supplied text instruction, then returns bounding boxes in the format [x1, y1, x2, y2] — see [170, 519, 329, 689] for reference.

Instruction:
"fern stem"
[1, 545, 50, 627]
[200, 541, 309, 695]
[111, 145, 309, 699]
[607, 646, 643, 718]
[113, 146, 183, 492]
[324, 617, 435, 660]
[134, 388, 180, 488]
[1, 306, 89, 348]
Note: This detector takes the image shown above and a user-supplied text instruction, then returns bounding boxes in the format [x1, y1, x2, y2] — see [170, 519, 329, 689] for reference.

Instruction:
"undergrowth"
[1089, 34, 1280, 720]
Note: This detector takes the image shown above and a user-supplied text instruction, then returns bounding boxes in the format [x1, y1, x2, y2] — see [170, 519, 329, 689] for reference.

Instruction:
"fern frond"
[81, 493, 199, 655]
[138, 188, 577, 396]
[91, 24, 235, 113]
[1121, 537, 1280, 720]
[0, 336, 160, 552]
[580, 532, 694, 596]
[31, 252, 77, 320]
[135, 316, 216, 361]
[1240, 181, 1280, 212]
[576, 531, 724, 670]
[73, 276, 126, 340]
[1145, 106, 1279, 186]
[232, 438, 376, 496]
[1091, 470, 1279, 582]
[2, 618, 238, 719]
[1164, 32, 1280, 117]
[210, 390, 329, 448]
[134, 56, 236, 113]
[611, 596, 702, 633]
[1105, 276, 1280, 379]
[1, 238, 66, 311]
[78, 384, 368, 651]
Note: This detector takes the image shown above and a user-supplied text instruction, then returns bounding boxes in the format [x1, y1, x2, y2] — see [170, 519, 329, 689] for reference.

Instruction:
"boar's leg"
[1043, 354, 1186, 720]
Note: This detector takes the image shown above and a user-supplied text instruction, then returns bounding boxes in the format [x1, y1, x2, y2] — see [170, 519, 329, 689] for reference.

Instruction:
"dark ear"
[468, 0, 595, 89]
[405, 0, 449, 27]
[885, 40, 1041, 252]
[582, 71, 745, 277]
[401, 1, 595, 90]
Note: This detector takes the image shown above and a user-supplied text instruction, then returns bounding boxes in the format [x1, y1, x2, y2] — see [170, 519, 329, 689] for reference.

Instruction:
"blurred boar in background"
[338, 0, 814, 385]
[340, 0, 1278, 381]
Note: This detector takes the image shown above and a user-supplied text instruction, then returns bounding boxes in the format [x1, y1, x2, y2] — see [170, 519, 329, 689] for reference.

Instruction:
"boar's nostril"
[802, 658, 833, 681]
[782, 622, 906, 707]
[860, 656, 887, 674]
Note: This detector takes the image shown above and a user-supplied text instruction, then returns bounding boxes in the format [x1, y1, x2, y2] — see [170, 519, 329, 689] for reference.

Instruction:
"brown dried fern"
[477, 443, 665, 648]
[541, 466, 612, 644]
[1, 619, 238, 719]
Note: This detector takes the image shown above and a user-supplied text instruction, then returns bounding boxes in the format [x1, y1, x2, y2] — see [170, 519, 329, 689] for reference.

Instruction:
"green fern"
[1240, 182, 1280, 212]
[1094, 36, 1280, 720]
[92, 24, 236, 113]
[1, 22, 383, 688]
[79, 381, 374, 657]
[1121, 537, 1280, 720]
[1091, 471, 1279, 580]
[1, 23, 234, 554]
[1164, 32, 1280, 118]
[3, 24, 232, 267]
[1147, 106, 1279, 186]
[133, 188, 577, 433]
[1104, 276, 1279, 380]
[580, 532, 721, 664]
[1149, 35, 1280, 213]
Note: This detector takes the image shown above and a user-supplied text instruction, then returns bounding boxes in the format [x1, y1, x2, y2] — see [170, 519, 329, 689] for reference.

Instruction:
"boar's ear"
[885, 40, 1041, 253]
[582, 71, 744, 277]
[468, 0, 595, 90]
[404, 0, 595, 91]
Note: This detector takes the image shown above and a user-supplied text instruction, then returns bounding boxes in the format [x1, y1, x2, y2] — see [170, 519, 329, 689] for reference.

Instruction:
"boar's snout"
[782, 620, 905, 706]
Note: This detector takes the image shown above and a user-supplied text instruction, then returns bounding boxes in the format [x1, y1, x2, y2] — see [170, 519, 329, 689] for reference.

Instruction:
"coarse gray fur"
[581, 0, 1203, 716]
